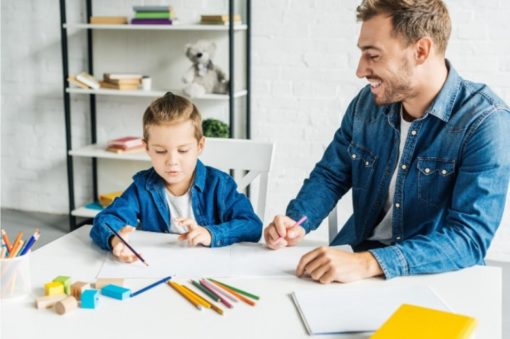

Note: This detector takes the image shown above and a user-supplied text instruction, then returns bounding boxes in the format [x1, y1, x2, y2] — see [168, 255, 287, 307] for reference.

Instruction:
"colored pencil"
[168, 281, 202, 310]
[130, 276, 171, 297]
[8, 240, 24, 258]
[19, 229, 40, 256]
[105, 223, 149, 266]
[201, 278, 237, 303]
[200, 279, 233, 309]
[11, 232, 23, 254]
[185, 284, 224, 316]
[1, 230, 13, 252]
[208, 279, 256, 306]
[191, 280, 220, 302]
[208, 278, 260, 300]
[1, 246, 6, 258]
[181, 285, 211, 308]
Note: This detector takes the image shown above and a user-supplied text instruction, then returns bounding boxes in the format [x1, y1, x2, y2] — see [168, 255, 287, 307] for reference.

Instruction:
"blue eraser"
[101, 284, 131, 300]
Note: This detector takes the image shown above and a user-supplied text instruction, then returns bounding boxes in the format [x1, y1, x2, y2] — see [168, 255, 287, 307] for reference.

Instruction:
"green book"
[134, 11, 171, 19]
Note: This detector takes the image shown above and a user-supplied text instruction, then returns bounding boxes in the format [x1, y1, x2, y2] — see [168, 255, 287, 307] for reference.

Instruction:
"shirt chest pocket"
[417, 157, 455, 206]
[348, 143, 376, 190]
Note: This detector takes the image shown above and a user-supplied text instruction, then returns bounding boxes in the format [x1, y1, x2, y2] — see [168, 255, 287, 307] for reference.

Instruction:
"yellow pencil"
[181, 285, 211, 309]
[168, 281, 202, 310]
[183, 284, 225, 315]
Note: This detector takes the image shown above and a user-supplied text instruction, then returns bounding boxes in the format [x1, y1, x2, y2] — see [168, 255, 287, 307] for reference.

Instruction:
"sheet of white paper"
[96, 230, 320, 279]
[291, 285, 450, 335]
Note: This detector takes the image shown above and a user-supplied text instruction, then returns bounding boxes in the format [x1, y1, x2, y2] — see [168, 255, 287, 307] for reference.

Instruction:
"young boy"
[90, 92, 262, 263]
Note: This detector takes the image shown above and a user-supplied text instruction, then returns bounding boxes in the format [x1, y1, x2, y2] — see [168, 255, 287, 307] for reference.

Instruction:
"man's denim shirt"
[90, 160, 262, 250]
[287, 61, 510, 279]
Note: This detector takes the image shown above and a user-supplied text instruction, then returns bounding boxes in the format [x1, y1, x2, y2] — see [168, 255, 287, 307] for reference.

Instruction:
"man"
[264, 0, 510, 283]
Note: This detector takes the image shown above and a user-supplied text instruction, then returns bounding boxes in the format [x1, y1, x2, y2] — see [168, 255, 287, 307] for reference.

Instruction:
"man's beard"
[374, 58, 414, 106]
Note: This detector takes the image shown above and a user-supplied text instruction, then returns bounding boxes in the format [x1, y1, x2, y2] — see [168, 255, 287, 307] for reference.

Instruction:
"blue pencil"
[105, 223, 149, 266]
[19, 229, 40, 256]
[130, 276, 172, 297]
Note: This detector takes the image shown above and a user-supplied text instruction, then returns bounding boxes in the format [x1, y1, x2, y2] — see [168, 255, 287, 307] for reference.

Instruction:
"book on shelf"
[130, 18, 172, 25]
[134, 11, 171, 19]
[105, 145, 146, 153]
[104, 73, 143, 80]
[90, 16, 128, 25]
[98, 191, 123, 208]
[100, 81, 139, 90]
[132, 5, 173, 12]
[76, 72, 100, 89]
[67, 75, 89, 89]
[371, 304, 477, 339]
[200, 14, 241, 25]
[107, 136, 144, 149]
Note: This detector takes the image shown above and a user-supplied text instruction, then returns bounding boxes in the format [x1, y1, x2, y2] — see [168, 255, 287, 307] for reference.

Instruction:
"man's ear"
[414, 37, 433, 65]
[197, 136, 205, 155]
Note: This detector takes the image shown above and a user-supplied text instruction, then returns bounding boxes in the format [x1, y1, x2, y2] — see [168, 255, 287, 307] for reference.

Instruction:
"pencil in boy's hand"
[105, 223, 149, 266]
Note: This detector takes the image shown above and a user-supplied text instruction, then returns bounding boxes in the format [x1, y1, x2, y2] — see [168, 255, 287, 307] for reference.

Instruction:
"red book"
[107, 136, 144, 149]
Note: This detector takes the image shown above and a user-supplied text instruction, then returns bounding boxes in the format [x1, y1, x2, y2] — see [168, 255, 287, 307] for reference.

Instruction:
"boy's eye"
[178, 149, 190, 154]
[155, 150, 167, 154]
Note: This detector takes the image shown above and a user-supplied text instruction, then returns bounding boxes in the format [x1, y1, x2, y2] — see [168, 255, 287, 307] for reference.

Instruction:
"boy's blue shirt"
[90, 160, 262, 250]
[286, 61, 510, 279]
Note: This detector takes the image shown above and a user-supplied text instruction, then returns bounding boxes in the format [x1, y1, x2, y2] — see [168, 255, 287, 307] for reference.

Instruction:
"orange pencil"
[11, 232, 23, 253]
[1, 229, 13, 252]
[168, 281, 202, 310]
[8, 240, 24, 258]
[209, 279, 256, 306]
[183, 284, 224, 316]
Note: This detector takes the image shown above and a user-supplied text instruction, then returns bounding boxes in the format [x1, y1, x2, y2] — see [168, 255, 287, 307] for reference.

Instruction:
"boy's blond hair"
[356, 0, 451, 54]
[143, 92, 203, 142]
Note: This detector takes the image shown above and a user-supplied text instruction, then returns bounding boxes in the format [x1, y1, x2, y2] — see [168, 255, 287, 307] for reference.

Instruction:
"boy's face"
[145, 120, 204, 196]
[356, 14, 418, 106]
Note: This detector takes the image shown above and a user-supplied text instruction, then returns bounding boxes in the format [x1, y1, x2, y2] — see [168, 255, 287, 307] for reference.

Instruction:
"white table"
[0, 226, 501, 339]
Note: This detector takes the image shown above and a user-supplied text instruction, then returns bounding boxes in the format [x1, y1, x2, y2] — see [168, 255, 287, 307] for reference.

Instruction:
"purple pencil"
[200, 279, 236, 307]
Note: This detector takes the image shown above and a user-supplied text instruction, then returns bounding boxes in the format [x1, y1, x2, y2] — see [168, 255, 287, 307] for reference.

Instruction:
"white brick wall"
[2, 0, 510, 256]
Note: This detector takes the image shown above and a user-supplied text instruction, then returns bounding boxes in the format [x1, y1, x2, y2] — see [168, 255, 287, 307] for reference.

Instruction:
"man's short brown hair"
[142, 92, 203, 142]
[356, 0, 451, 54]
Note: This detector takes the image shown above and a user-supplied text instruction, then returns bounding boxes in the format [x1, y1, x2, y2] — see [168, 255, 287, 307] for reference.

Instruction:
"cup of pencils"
[1, 229, 39, 299]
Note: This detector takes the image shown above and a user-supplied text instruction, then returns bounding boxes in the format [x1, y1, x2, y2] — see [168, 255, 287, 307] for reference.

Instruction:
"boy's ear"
[197, 136, 205, 154]
[143, 139, 149, 151]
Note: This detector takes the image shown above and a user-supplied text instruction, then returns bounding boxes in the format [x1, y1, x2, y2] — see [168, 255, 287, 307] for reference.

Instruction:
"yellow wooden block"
[44, 281, 65, 296]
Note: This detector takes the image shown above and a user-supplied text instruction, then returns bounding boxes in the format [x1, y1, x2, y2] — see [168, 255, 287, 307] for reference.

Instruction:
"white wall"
[2, 1, 510, 252]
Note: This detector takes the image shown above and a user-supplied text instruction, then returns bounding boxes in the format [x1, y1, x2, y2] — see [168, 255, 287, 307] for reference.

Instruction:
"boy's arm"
[90, 183, 141, 251]
[204, 178, 262, 247]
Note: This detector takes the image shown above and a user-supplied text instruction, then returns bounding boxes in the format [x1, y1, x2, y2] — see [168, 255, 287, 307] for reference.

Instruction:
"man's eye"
[369, 55, 379, 60]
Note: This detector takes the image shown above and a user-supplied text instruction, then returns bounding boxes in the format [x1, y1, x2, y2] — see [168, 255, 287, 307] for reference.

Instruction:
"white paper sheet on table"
[291, 285, 450, 335]
[96, 230, 322, 279]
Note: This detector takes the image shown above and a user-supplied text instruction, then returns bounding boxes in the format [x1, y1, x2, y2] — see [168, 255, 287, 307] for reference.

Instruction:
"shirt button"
[425, 168, 431, 174]
[352, 154, 357, 159]
[365, 161, 370, 166]
[411, 130, 417, 136]
[401, 164, 407, 170]
[396, 236, 401, 240]
[395, 203, 400, 208]
[441, 169, 447, 175]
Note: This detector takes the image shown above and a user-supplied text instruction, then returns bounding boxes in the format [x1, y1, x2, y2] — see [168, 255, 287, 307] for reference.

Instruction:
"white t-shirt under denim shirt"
[164, 189, 195, 234]
[368, 106, 413, 245]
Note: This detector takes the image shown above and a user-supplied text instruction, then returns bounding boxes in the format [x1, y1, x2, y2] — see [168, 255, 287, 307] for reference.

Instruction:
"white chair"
[200, 138, 275, 222]
[327, 191, 353, 243]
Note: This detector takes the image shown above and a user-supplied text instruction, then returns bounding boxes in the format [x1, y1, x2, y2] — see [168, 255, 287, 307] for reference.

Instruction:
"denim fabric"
[286, 61, 510, 279]
[90, 160, 262, 250]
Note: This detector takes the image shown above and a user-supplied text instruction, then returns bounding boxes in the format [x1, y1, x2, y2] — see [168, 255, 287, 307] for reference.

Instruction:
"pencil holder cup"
[0, 253, 31, 300]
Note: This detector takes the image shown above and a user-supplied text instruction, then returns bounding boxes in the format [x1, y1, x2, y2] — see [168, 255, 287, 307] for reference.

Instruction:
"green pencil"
[208, 278, 260, 301]
[191, 280, 220, 302]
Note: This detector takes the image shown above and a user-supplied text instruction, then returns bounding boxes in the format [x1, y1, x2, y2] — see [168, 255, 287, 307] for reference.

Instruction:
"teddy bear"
[182, 40, 229, 97]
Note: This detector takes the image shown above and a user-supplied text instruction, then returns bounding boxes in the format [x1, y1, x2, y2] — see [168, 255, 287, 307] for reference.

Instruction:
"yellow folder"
[371, 303, 477, 339]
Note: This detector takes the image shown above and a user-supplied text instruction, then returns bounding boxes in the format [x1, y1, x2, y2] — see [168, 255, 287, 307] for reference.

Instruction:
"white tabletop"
[0, 226, 501, 339]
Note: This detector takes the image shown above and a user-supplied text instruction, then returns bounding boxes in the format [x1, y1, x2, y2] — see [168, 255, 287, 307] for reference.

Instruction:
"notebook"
[291, 285, 450, 335]
[371, 303, 477, 339]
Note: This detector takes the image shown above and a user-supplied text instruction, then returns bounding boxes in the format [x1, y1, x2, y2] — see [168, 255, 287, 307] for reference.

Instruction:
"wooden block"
[71, 281, 90, 299]
[44, 281, 65, 296]
[81, 289, 99, 309]
[35, 295, 67, 309]
[95, 278, 124, 290]
[54, 296, 78, 315]
[101, 284, 131, 300]
[53, 276, 72, 295]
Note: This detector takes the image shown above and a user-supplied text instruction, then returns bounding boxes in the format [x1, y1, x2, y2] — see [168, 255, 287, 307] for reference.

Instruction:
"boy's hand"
[176, 218, 212, 247]
[264, 215, 305, 250]
[111, 226, 139, 263]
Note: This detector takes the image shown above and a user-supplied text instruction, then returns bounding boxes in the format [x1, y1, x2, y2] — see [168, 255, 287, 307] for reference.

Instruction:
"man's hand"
[176, 217, 212, 247]
[296, 247, 383, 283]
[264, 215, 306, 250]
[111, 226, 139, 263]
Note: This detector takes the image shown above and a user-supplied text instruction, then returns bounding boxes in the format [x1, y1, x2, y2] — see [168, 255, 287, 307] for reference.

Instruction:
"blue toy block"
[101, 284, 131, 300]
[81, 289, 99, 309]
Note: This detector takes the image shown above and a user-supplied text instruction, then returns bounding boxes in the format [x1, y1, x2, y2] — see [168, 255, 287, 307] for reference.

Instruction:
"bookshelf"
[59, 0, 252, 230]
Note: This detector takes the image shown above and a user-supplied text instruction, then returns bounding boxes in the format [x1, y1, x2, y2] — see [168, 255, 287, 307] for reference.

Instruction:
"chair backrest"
[199, 138, 275, 222]
[327, 192, 353, 244]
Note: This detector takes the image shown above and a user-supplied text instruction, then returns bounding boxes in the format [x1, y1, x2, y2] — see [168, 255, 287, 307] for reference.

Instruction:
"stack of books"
[200, 14, 241, 25]
[131, 5, 175, 25]
[90, 16, 128, 25]
[67, 72, 100, 90]
[100, 73, 142, 90]
[105, 136, 145, 153]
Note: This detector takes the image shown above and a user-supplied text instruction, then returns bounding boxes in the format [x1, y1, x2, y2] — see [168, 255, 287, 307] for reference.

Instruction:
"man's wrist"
[361, 251, 383, 278]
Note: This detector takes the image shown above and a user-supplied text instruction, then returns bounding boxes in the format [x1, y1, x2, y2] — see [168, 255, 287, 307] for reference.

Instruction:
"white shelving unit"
[60, 0, 252, 229]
